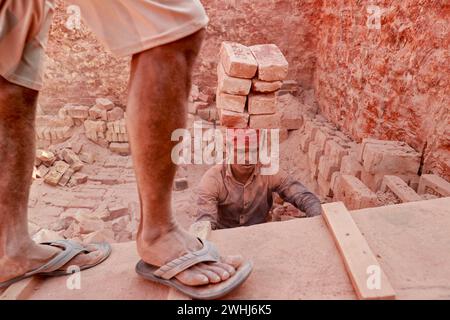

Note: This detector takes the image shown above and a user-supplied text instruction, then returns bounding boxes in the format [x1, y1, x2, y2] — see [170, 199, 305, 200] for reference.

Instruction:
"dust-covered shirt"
[195, 164, 322, 229]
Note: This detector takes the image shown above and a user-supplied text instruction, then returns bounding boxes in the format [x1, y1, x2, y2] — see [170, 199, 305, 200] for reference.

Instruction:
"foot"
[137, 226, 243, 286]
[0, 240, 105, 284]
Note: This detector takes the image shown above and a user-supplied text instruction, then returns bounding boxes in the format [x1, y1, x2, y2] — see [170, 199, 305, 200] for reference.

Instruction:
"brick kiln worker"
[195, 131, 322, 230]
[0, 0, 252, 300]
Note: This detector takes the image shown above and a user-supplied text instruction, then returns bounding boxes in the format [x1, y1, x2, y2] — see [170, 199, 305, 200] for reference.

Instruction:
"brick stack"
[216, 42, 289, 129]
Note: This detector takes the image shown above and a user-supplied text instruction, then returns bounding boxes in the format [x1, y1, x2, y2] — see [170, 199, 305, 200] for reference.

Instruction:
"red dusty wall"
[40, 0, 321, 110]
[314, 0, 449, 180]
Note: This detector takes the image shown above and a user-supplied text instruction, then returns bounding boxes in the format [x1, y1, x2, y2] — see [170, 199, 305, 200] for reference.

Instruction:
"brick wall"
[314, 0, 449, 180]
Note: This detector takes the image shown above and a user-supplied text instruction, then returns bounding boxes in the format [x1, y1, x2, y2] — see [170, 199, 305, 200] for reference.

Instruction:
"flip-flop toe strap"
[26, 240, 85, 275]
[153, 239, 220, 280]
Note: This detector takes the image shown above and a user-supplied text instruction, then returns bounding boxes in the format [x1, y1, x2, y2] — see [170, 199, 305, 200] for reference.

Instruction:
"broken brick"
[44, 161, 70, 186]
[58, 168, 75, 187]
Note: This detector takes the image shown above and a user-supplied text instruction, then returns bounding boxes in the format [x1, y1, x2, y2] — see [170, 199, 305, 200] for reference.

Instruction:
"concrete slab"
[26, 197, 450, 300]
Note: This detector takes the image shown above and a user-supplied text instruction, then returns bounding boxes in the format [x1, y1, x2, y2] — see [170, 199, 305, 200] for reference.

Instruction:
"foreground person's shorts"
[0, 0, 209, 91]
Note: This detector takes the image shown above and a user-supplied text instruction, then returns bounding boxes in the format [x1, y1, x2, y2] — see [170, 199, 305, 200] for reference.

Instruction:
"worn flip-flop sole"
[136, 259, 253, 300]
[42, 242, 112, 276]
[0, 241, 111, 290]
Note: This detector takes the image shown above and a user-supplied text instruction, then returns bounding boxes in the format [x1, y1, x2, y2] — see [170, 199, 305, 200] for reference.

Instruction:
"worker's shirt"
[195, 164, 322, 229]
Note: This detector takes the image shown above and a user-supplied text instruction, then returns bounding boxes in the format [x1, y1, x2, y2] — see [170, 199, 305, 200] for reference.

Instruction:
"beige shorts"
[0, 0, 209, 91]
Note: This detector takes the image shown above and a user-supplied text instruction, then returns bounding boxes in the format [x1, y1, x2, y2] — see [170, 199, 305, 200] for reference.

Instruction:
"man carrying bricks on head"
[0, 0, 252, 299]
[194, 130, 322, 230]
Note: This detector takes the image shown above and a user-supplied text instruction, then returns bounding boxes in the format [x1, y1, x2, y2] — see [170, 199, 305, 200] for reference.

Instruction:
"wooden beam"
[322, 202, 396, 300]
[0, 277, 41, 300]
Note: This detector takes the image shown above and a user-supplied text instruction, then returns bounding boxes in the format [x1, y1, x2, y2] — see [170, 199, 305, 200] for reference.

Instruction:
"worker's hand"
[189, 221, 212, 240]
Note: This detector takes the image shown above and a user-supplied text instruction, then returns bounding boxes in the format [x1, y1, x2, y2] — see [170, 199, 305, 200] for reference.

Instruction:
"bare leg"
[127, 30, 241, 286]
[0, 77, 102, 283]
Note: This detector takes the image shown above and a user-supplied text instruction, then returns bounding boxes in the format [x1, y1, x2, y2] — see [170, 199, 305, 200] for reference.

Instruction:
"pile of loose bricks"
[216, 42, 291, 129]
[298, 114, 450, 210]
[35, 148, 91, 187]
[36, 98, 130, 156]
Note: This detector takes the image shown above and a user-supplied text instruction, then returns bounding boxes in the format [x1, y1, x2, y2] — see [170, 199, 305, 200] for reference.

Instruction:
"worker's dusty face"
[232, 143, 259, 166]
[231, 163, 256, 172]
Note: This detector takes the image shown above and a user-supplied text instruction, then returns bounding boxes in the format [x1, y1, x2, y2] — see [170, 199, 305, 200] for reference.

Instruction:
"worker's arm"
[194, 169, 221, 230]
[272, 171, 322, 217]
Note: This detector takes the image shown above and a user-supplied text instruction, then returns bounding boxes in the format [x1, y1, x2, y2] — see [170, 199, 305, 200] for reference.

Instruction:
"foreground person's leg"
[127, 30, 242, 286]
[0, 77, 105, 285]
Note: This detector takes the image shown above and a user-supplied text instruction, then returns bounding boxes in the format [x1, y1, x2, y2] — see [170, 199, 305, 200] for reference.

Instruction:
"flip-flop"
[135, 238, 253, 300]
[0, 240, 111, 289]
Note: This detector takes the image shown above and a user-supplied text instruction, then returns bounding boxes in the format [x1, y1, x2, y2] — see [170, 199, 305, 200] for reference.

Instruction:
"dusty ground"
[28, 124, 318, 244]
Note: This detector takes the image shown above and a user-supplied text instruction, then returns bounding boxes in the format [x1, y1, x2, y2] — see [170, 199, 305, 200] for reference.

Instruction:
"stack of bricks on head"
[217, 42, 289, 130]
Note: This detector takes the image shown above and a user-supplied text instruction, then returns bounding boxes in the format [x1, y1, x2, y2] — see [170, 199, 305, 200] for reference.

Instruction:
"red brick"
[65, 105, 90, 119]
[417, 174, 450, 197]
[340, 154, 362, 179]
[217, 63, 251, 95]
[95, 98, 115, 111]
[248, 93, 277, 115]
[324, 139, 350, 168]
[251, 79, 282, 93]
[219, 109, 249, 128]
[380, 175, 422, 203]
[250, 44, 289, 81]
[308, 142, 323, 166]
[216, 91, 247, 113]
[360, 139, 420, 175]
[107, 107, 125, 121]
[334, 175, 379, 210]
[318, 155, 340, 181]
[219, 42, 258, 79]
[89, 106, 107, 120]
[249, 113, 281, 129]
[317, 173, 332, 198]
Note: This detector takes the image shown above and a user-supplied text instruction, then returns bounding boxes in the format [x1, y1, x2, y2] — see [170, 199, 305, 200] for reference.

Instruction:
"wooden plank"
[322, 202, 396, 300]
[167, 221, 212, 300]
[0, 277, 41, 300]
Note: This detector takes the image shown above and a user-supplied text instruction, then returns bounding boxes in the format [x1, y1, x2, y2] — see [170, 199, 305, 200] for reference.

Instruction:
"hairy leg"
[0, 77, 101, 283]
[127, 30, 242, 286]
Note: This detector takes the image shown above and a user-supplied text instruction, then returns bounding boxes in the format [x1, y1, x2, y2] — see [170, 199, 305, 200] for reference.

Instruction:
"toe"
[221, 255, 244, 269]
[198, 263, 230, 281]
[176, 269, 209, 286]
[193, 266, 221, 284]
[212, 262, 236, 276]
